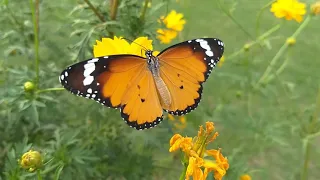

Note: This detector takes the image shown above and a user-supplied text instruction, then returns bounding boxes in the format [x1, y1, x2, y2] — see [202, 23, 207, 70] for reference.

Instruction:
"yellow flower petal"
[203, 160, 226, 180]
[205, 121, 215, 134]
[169, 134, 183, 147]
[130, 37, 154, 57]
[162, 10, 186, 31]
[156, 29, 178, 44]
[93, 36, 157, 58]
[240, 174, 252, 180]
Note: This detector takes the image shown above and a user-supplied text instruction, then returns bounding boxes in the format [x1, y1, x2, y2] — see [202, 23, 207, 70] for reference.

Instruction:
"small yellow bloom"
[240, 174, 252, 180]
[168, 114, 175, 121]
[270, 0, 306, 23]
[218, 56, 225, 68]
[286, 37, 296, 46]
[160, 10, 186, 31]
[20, 150, 43, 172]
[167, 114, 187, 130]
[311, 1, 320, 15]
[156, 29, 178, 44]
[93, 36, 159, 58]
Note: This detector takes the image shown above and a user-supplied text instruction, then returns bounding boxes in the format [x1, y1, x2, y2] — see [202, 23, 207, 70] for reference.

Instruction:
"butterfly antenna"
[121, 37, 149, 52]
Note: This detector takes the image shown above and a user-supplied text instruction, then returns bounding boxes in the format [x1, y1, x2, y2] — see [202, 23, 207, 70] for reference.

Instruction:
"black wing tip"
[59, 65, 121, 109]
[120, 105, 163, 130]
[165, 85, 203, 116]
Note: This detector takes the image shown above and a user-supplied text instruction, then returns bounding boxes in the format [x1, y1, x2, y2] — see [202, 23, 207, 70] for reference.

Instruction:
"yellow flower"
[156, 29, 178, 44]
[20, 150, 43, 172]
[311, 1, 320, 15]
[204, 149, 229, 180]
[286, 37, 296, 46]
[270, 0, 306, 23]
[157, 10, 186, 44]
[160, 10, 186, 31]
[93, 36, 159, 58]
[240, 174, 252, 180]
[218, 56, 225, 68]
[169, 122, 229, 180]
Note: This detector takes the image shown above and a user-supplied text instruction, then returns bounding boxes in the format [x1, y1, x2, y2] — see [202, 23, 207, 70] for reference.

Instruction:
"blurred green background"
[1, 0, 320, 179]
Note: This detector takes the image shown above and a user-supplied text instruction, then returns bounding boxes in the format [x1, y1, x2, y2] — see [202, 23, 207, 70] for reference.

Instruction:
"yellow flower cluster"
[157, 10, 186, 44]
[270, 0, 306, 23]
[93, 36, 159, 58]
[169, 122, 229, 180]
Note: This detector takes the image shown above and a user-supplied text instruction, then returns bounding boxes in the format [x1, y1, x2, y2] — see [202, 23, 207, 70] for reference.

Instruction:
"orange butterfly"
[59, 38, 224, 130]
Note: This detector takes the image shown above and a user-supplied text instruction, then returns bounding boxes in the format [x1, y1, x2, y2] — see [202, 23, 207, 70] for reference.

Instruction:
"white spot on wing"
[83, 76, 94, 86]
[205, 50, 213, 57]
[88, 58, 99, 63]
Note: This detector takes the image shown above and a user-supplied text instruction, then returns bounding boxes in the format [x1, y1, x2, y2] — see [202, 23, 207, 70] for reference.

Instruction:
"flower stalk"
[301, 86, 320, 180]
[29, 0, 40, 89]
[140, 0, 150, 21]
[83, 0, 105, 22]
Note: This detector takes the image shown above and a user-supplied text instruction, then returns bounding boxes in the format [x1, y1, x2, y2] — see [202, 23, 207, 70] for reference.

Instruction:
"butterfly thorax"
[145, 50, 172, 108]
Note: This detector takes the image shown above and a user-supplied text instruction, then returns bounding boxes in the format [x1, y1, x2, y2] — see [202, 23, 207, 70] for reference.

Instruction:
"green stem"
[264, 49, 290, 83]
[179, 162, 188, 180]
[36, 88, 65, 94]
[140, 0, 150, 21]
[228, 24, 280, 60]
[109, 0, 119, 37]
[36, 170, 42, 180]
[255, 0, 275, 37]
[216, 0, 254, 40]
[301, 86, 320, 180]
[255, 15, 312, 89]
[30, 0, 40, 89]
[83, 0, 105, 22]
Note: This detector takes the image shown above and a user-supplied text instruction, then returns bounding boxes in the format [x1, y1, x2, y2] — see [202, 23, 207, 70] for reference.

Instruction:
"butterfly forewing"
[157, 38, 224, 115]
[59, 55, 164, 130]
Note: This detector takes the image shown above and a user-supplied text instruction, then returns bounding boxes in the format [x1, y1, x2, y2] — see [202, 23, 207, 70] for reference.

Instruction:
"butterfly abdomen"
[154, 76, 171, 108]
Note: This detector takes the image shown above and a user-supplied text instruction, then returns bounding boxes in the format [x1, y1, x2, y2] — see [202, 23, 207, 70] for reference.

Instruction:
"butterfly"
[59, 38, 224, 130]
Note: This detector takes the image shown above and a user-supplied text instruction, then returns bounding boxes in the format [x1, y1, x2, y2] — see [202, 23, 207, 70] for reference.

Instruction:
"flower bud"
[20, 150, 43, 172]
[24, 81, 35, 93]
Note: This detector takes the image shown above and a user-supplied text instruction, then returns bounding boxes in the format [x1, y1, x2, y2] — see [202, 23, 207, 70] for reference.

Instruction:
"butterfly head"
[145, 50, 160, 76]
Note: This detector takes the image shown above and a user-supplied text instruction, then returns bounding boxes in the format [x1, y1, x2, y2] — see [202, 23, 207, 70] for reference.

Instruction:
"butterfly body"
[60, 38, 224, 130]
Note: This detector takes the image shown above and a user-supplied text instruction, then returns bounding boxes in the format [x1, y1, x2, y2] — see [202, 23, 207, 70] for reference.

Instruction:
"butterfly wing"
[59, 55, 163, 130]
[157, 38, 224, 115]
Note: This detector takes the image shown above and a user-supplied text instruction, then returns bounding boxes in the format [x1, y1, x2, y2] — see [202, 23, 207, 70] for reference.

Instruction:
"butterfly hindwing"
[120, 70, 163, 130]
[157, 38, 224, 115]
